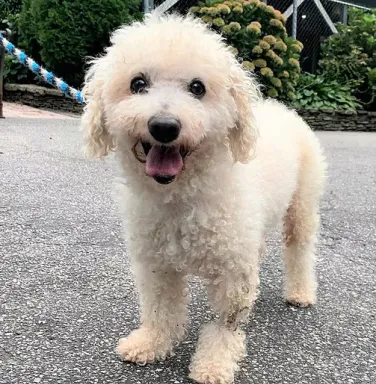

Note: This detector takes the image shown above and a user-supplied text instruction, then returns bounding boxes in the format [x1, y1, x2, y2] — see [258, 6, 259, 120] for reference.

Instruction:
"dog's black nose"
[148, 116, 181, 143]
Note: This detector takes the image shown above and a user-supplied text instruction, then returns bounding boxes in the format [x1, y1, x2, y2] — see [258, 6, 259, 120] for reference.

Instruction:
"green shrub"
[190, 0, 303, 102]
[319, 7, 376, 110]
[1, 13, 20, 45]
[3, 55, 30, 84]
[17, 0, 42, 63]
[1, 16, 37, 85]
[291, 73, 362, 112]
[18, 0, 142, 87]
[0, 0, 22, 21]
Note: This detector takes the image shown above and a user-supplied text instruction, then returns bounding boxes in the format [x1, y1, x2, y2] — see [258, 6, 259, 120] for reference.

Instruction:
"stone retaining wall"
[3, 83, 376, 131]
[4, 83, 83, 114]
[298, 109, 376, 132]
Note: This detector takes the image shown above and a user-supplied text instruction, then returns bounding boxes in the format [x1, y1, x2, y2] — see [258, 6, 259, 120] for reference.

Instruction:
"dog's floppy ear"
[81, 58, 115, 158]
[228, 63, 260, 163]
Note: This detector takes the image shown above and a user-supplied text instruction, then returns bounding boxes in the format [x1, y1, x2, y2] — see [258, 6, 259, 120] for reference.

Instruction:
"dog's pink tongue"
[145, 145, 183, 177]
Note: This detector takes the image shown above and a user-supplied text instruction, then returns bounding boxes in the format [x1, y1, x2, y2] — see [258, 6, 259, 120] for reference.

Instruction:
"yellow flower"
[258, 1, 267, 9]
[224, 1, 241, 8]
[290, 72, 300, 80]
[200, 7, 209, 14]
[282, 71, 289, 78]
[288, 58, 300, 69]
[246, 21, 261, 35]
[249, 26, 261, 34]
[296, 40, 304, 49]
[217, 4, 231, 14]
[266, 5, 276, 16]
[290, 72, 300, 83]
[265, 50, 283, 66]
[252, 45, 263, 55]
[285, 81, 294, 91]
[274, 9, 286, 23]
[290, 43, 303, 53]
[259, 41, 270, 50]
[213, 17, 225, 27]
[274, 40, 287, 52]
[207, 7, 219, 16]
[260, 67, 274, 77]
[271, 77, 282, 88]
[242, 61, 255, 72]
[189, 6, 200, 14]
[267, 87, 278, 98]
[222, 25, 232, 34]
[233, 6, 243, 13]
[254, 59, 267, 68]
[263, 35, 277, 46]
[229, 22, 241, 31]
[265, 49, 275, 58]
[249, 21, 261, 29]
[275, 55, 284, 66]
[243, 0, 260, 6]
[201, 15, 213, 24]
[229, 46, 239, 56]
[270, 18, 284, 30]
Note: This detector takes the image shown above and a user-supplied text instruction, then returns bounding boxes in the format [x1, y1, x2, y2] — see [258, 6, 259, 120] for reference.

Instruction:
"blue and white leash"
[0, 32, 85, 104]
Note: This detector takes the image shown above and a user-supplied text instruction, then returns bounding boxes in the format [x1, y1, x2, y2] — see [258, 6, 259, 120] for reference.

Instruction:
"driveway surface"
[1, 117, 375, 383]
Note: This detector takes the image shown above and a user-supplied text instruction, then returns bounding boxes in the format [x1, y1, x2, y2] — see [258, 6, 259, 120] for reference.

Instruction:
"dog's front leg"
[189, 259, 260, 384]
[117, 264, 189, 364]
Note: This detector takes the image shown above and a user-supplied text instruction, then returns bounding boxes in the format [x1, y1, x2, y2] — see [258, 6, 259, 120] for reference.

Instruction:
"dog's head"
[81, 13, 260, 185]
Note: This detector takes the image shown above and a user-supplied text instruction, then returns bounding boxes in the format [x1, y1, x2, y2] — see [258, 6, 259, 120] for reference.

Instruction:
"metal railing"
[284, 0, 371, 72]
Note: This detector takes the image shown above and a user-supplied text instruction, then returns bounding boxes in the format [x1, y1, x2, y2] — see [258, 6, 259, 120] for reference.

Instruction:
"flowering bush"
[190, 0, 303, 101]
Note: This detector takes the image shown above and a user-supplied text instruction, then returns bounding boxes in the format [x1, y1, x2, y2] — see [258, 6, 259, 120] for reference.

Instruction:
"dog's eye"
[131, 76, 148, 94]
[189, 80, 206, 98]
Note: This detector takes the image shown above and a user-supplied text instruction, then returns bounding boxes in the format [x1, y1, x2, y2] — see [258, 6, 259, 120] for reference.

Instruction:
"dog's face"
[81, 14, 259, 185]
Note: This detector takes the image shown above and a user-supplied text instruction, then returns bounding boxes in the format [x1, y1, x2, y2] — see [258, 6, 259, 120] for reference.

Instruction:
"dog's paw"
[285, 293, 316, 308]
[189, 364, 234, 384]
[189, 323, 245, 384]
[116, 327, 171, 365]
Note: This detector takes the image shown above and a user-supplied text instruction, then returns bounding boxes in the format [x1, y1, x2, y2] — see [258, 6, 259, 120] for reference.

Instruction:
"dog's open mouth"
[133, 141, 190, 184]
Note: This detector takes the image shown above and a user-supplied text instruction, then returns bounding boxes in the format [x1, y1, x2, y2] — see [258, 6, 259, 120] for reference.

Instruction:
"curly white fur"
[81, 12, 326, 384]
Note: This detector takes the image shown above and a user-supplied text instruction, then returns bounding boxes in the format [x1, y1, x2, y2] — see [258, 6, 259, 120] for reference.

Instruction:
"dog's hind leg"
[116, 265, 189, 364]
[283, 141, 326, 307]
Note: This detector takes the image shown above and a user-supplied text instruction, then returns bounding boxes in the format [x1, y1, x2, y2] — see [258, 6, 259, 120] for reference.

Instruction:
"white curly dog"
[81, 12, 326, 384]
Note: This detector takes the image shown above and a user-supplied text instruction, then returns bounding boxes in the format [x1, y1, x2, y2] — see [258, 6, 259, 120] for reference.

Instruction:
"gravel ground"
[1, 118, 375, 384]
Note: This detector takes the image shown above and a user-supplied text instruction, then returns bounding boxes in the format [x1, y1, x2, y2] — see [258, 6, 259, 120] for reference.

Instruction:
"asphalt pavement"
[1, 117, 375, 384]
